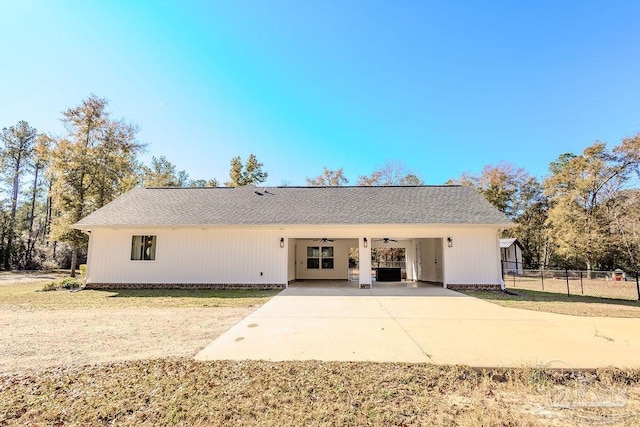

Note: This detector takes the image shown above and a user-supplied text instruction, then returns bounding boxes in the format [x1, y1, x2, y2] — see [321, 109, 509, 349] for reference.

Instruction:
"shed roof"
[74, 185, 513, 228]
[499, 238, 522, 249]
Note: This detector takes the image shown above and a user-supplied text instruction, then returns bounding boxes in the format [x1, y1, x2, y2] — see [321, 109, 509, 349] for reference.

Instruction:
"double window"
[131, 235, 156, 261]
[307, 246, 334, 269]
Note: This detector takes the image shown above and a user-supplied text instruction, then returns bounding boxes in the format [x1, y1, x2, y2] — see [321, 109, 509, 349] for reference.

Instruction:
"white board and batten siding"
[87, 227, 288, 285]
[86, 224, 504, 288]
[442, 228, 504, 287]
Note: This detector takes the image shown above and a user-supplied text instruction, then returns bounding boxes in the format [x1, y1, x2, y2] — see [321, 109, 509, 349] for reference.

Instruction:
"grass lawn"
[1, 280, 279, 372]
[504, 276, 640, 301]
[462, 288, 640, 317]
[3, 275, 640, 425]
[2, 359, 639, 426]
[0, 281, 279, 310]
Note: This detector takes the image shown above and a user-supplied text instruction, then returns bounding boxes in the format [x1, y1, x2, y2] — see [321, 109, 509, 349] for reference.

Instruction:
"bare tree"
[357, 160, 423, 186]
[306, 167, 348, 186]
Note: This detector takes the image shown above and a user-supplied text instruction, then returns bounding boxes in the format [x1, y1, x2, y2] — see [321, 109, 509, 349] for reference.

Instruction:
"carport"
[287, 236, 445, 289]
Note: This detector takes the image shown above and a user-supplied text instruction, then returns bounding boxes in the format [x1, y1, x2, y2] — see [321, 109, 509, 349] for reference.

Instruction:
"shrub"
[60, 277, 82, 289]
[79, 264, 87, 276]
[40, 282, 59, 292]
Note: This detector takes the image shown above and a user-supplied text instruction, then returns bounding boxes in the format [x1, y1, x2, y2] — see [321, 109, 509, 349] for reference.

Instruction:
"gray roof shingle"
[74, 185, 513, 227]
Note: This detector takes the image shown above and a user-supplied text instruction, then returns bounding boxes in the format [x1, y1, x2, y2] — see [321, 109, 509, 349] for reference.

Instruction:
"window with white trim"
[131, 235, 156, 261]
[307, 246, 333, 269]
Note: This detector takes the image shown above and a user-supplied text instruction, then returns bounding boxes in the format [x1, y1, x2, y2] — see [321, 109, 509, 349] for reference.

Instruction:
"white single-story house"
[500, 238, 524, 275]
[73, 185, 513, 290]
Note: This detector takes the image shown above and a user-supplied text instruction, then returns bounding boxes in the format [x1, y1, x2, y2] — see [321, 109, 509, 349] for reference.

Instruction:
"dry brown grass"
[3, 274, 640, 425]
[505, 275, 640, 301]
[1, 359, 639, 426]
[1, 280, 278, 373]
[0, 306, 253, 372]
[0, 281, 279, 310]
[463, 288, 640, 318]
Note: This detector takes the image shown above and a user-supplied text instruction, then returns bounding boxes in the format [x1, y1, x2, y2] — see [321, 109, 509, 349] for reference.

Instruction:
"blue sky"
[1, 0, 639, 186]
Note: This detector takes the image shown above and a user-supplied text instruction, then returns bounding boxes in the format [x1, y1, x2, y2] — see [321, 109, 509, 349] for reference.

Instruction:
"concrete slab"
[195, 286, 640, 368]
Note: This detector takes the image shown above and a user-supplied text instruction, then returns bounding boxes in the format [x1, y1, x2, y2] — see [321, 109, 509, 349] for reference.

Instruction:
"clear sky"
[2, 0, 639, 186]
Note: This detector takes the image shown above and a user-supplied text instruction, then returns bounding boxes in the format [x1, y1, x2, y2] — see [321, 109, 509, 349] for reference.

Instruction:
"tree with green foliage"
[608, 134, 640, 271]
[24, 134, 52, 268]
[49, 95, 144, 277]
[449, 162, 550, 268]
[189, 179, 219, 187]
[306, 167, 348, 186]
[451, 162, 530, 219]
[608, 188, 640, 271]
[141, 156, 189, 187]
[510, 177, 552, 268]
[544, 140, 638, 272]
[0, 121, 37, 269]
[224, 154, 268, 187]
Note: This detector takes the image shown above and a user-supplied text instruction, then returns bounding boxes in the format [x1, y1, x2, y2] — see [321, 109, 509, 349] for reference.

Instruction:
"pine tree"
[49, 95, 144, 276]
[224, 154, 268, 186]
[0, 121, 37, 269]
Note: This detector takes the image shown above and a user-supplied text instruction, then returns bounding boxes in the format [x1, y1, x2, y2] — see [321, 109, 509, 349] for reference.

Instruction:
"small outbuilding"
[499, 238, 524, 275]
[73, 185, 514, 290]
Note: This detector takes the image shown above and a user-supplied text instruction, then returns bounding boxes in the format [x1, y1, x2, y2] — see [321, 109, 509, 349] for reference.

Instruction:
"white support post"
[405, 241, 415, 281]
[359, 237, 372, 289]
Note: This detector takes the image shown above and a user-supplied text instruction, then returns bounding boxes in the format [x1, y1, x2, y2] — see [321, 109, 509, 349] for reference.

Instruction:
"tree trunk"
[3, 233, 13, 270]
[45, 180, 53, 239]
[0, 227, 6, 270]
[25, 164, 40, 267]
[70, 245, 78, 277]
[4, 156, 22, 270]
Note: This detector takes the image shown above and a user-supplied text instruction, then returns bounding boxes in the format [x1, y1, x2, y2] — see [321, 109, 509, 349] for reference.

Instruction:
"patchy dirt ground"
[0, 273, 270, 374]
[0, 271, 67, 285]
[0, 306, 253, 373]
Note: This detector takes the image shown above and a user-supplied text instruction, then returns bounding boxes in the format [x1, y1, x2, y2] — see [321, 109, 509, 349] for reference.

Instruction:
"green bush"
[79, 264, 87, 276]
[60, 277, 82, 289]
[40, 282, 59, 292]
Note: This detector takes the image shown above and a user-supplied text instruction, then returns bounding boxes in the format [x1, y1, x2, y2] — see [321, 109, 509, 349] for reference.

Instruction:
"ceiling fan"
[374, 238, 398, 244]
[314, 238, 335, 243]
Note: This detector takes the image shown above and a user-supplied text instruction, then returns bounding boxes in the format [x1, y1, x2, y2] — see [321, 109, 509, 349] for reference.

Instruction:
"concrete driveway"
[195, 285, 640, 368]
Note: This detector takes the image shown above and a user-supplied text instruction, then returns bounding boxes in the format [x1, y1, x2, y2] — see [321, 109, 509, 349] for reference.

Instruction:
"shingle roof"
[74, 185, 513, 228]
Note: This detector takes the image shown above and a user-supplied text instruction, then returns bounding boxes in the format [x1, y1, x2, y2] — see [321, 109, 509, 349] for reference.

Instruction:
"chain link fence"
[502, 264, 640, 301]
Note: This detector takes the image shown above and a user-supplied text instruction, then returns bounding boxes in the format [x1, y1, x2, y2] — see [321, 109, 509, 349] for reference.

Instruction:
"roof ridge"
[275, 185, 462, 189]
[141, 185, 464, 190]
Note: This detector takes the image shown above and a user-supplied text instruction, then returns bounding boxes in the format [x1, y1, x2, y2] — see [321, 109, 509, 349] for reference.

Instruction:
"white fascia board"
[74, 222, 514, 230]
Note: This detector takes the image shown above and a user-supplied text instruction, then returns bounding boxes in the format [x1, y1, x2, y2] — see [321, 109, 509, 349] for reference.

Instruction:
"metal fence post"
[565, 268, 570, 297]
[580, 271, 584, 295]
[636, 272, 639, 302]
